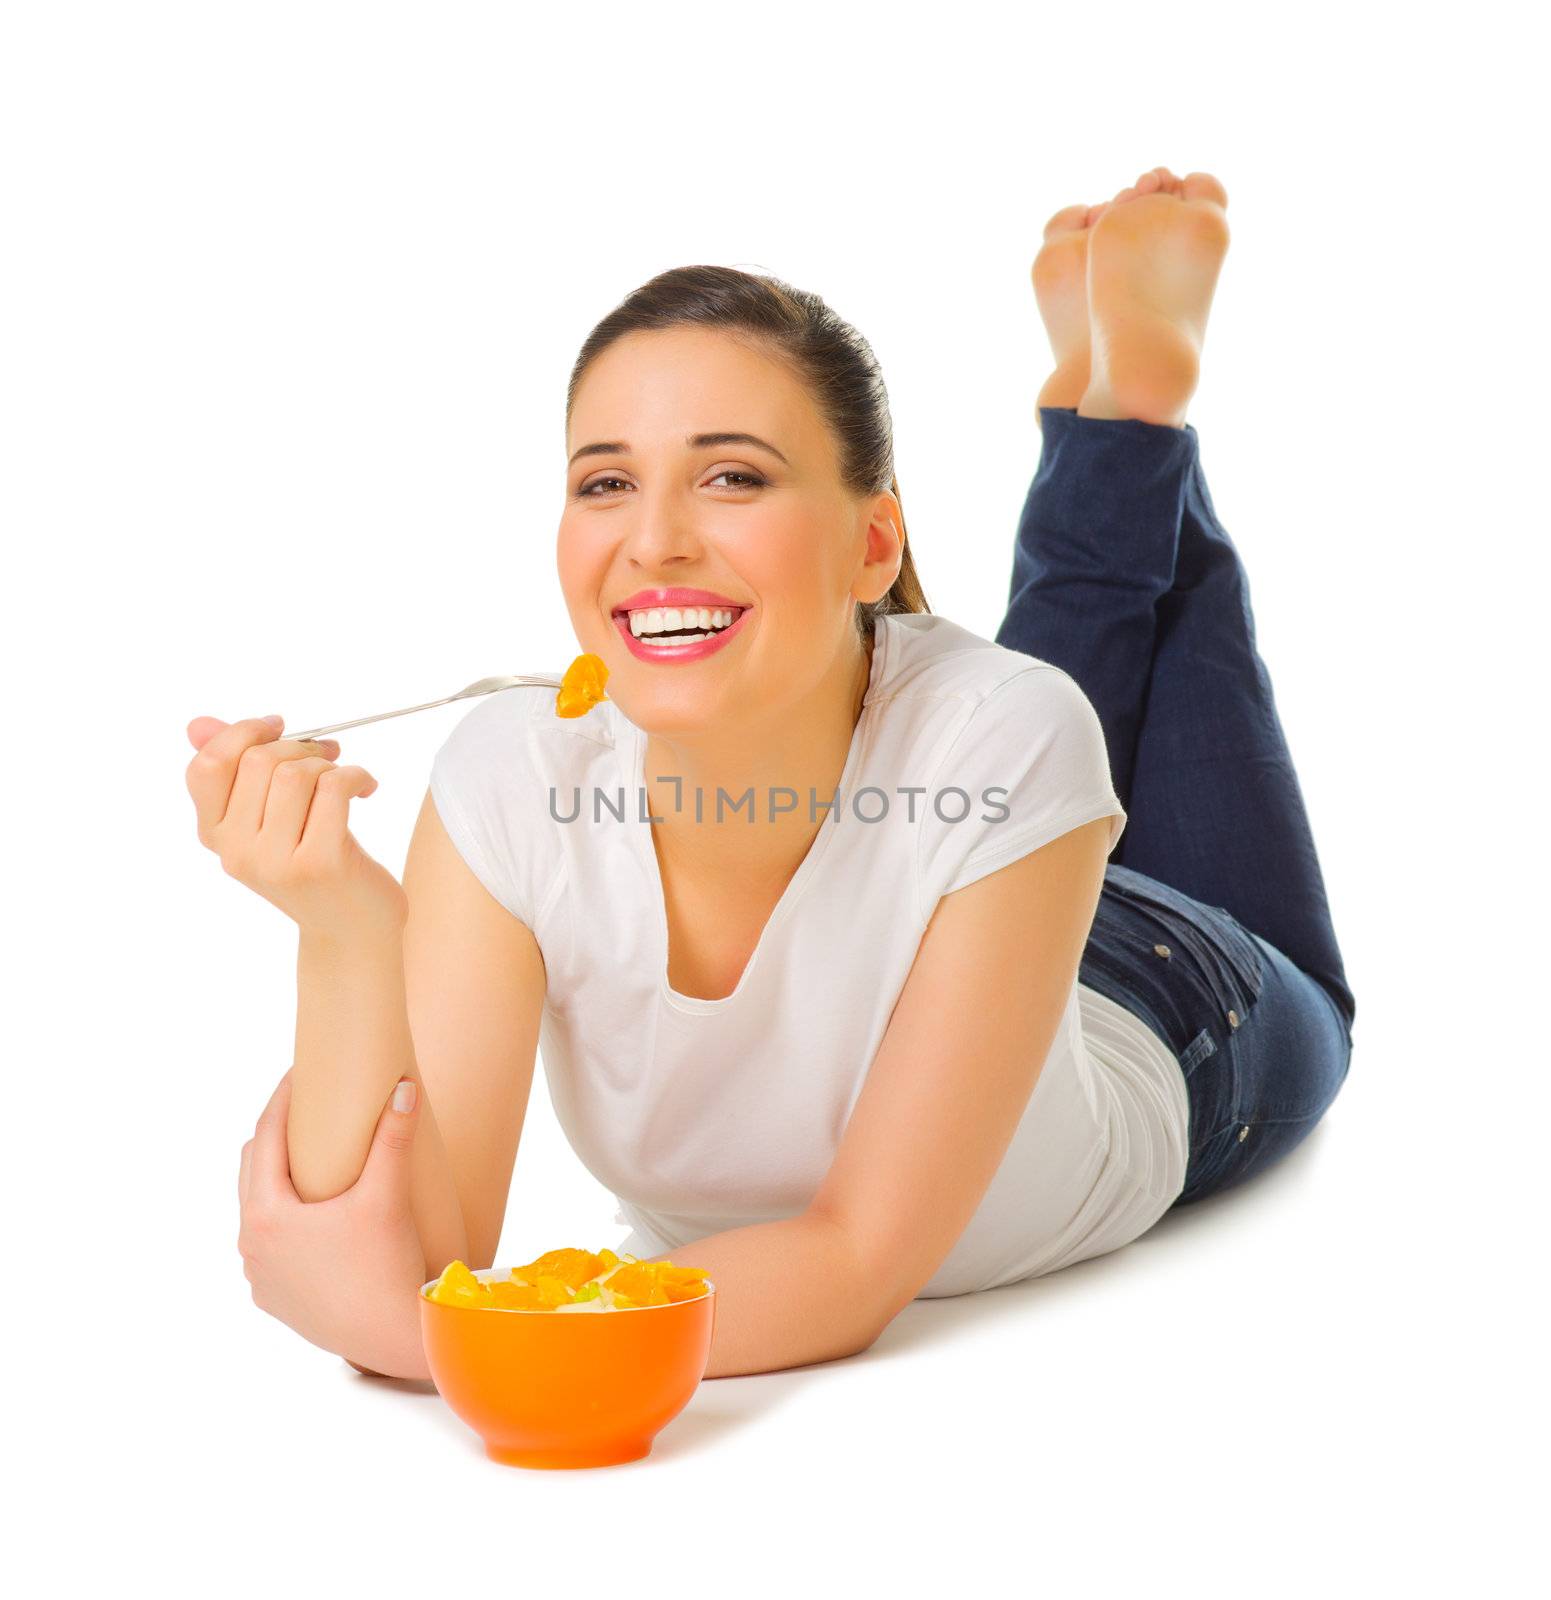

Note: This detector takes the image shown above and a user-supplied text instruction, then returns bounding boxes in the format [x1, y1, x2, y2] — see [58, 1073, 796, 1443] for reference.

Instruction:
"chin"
[608, 677, 734, 736]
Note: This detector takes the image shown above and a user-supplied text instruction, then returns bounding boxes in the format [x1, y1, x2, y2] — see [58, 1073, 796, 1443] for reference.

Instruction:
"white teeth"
[636, 630, 713, 647]
[624, 604, 741, 641]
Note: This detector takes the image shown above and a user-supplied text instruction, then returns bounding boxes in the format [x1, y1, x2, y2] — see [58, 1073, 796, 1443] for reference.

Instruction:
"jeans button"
[1153, 943, 1171, 958]
[1227, 1009, 1239, 1029]
[1238, 1125, 1250, 1142]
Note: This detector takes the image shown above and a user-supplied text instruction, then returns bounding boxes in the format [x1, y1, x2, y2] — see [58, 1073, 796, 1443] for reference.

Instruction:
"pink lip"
[611, 587, 747, 614]
[614, 602, 753, 666]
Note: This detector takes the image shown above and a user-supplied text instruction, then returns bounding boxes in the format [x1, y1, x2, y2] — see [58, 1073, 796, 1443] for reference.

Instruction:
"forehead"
[567, 326, 824, 456]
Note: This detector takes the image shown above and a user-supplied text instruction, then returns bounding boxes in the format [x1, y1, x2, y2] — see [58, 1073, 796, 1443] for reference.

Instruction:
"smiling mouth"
[613, 604, 749, 646]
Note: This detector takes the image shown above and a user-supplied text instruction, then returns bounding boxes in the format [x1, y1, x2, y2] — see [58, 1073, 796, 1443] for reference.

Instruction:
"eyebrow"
[567, 432, 791, 469]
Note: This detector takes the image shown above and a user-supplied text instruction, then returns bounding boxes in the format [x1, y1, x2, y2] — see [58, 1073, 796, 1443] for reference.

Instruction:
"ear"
[853, 491, 905, 606]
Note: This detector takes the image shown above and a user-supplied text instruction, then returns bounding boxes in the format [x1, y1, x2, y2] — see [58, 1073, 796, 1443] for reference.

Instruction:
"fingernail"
[393, 1078, 417, 1113]
[263, 714, 284, 729]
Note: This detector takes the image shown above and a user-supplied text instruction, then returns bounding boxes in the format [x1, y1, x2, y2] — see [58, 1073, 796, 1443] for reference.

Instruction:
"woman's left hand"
[237, 1068, 432, 1380]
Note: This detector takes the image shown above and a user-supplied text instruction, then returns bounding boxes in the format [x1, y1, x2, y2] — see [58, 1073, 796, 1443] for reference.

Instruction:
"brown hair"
[565, 264, 929, 639]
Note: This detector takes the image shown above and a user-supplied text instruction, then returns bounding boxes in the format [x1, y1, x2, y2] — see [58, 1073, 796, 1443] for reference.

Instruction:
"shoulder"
[872, 612, 1097, 736]
[881, 617, 1124, 918]
[426, 680, 626, 929]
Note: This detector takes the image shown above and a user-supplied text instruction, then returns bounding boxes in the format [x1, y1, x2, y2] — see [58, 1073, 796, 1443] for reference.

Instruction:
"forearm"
[343, 1283, 433, 1383]
[639, 1212, 888, 1379]
[292, 925, 417, 1197]
[290, 927, 468, 1270]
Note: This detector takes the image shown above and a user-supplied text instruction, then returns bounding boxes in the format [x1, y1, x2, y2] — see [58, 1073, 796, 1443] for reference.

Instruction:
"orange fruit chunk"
[486, 1280, 546, 1310]
[604, 1261, 710, 1306]
[512, 1247, 609, 1290]
[426, 1260, 494, 1308]
[555, 654, 609, 718]
[424, 1249, 708, 1311]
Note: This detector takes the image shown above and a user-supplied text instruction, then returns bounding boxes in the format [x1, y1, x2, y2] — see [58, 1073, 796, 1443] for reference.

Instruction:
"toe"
[1114, 184, 1138, 205]
[1135, 171, 1161, 196]
[1042, 203, 1094, 240]
[1182, 171, 1229, 209]
[1084, 202, 1110, 227]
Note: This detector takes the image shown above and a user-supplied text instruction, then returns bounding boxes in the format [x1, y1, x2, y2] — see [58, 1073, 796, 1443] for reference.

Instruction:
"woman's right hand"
[185, 714, 409, 941]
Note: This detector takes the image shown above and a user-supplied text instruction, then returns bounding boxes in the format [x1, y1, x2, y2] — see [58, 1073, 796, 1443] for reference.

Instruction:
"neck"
[642, 628, 876, 885]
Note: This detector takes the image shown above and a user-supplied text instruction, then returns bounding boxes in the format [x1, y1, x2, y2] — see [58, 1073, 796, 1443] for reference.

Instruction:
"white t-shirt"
[429, 611, 1190, 1296]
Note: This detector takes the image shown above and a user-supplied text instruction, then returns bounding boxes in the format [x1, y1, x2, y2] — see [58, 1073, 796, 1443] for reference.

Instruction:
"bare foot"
[1077, 167, 1230, 428]
[1031, 201, 1106, 420]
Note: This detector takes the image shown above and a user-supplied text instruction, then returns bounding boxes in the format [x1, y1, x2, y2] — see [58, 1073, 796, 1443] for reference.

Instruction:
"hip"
[1078, 864, 1350, 1204]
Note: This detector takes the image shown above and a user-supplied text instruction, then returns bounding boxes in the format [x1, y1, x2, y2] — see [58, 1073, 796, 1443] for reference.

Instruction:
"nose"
[619, 498, 705, 572]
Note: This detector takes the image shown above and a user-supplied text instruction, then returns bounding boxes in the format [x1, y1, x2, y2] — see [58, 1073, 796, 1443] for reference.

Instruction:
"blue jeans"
[996, 407, 1356, 1207]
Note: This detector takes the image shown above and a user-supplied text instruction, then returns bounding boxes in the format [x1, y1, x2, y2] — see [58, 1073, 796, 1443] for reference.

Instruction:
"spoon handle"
[287, 678, 559, 742]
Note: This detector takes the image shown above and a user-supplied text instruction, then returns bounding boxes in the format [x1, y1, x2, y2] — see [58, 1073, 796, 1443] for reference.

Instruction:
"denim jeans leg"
[994, 404, 1357, 1205]
[1118, 443, 1358, 1034]
[994, 406, 1196, 816]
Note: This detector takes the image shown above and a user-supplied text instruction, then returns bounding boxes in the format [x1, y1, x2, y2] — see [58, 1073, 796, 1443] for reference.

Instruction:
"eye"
[576, 474, 631, 498]
[575, 468, 770, 498]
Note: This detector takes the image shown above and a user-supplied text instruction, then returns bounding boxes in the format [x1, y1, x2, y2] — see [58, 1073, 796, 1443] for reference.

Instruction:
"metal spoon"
[286, 673, 564, 742]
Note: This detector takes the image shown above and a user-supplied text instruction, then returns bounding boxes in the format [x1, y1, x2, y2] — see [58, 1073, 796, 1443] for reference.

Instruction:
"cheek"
[555, 521, 609, 605]
[737, 510, 838, 603]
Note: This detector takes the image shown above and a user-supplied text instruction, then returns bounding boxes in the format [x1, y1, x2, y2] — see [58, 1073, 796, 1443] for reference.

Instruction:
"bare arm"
[636, 1213, 881, 1378]
[397, 788, 547, 1271]
[807, 816, 1114, 1325]
[289, 924, 469, 1277]
[284, 788, 546, 1275]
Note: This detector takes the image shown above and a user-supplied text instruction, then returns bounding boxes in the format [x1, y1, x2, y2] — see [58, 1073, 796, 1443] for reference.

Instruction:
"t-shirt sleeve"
[427, 693, 563, 931]
[916, 665, 1127, 923]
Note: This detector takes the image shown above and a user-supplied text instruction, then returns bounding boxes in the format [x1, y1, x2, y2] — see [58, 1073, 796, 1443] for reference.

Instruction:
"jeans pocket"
[1196, 905, 1266, 1020]
[1178, 1025, 1241, 1159]
[1102, 865, 1264, 1026]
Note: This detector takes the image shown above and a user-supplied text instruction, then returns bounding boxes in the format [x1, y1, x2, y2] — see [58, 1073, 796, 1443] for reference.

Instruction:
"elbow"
[342, 1324, 428, 1388]
[339, 1285, 434, 1383]
[804, 1209, 910, 1355]
[344, 1351, 432, 1384]
[855, 1291, 910, 1355]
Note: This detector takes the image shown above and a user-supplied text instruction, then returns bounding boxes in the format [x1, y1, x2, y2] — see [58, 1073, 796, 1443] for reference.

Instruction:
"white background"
[6, 1, 1542, 1592]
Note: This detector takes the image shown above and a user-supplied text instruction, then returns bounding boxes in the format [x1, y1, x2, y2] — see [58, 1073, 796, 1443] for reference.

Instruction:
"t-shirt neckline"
[623, 617, 892, 1015]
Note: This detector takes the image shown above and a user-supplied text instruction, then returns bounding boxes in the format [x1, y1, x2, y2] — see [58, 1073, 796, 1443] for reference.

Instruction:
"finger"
[239, 1138, 253, 1208]
[299, 764, 380, 854]
[355, 1077, 420, 1205]
[187, 715, 230, 752]
[224, 737, 337, 839]
[257, 754, 338, 852]
[249, 1067, 298, 1204]
[186, 716, 285, 840]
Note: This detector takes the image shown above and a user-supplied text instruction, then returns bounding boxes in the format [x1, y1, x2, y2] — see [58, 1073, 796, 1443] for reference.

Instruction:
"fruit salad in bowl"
[419, 1246, 716, 1469]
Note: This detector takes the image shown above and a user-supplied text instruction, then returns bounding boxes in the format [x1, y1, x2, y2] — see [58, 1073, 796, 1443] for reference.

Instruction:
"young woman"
[190, 165, 1355, 1383]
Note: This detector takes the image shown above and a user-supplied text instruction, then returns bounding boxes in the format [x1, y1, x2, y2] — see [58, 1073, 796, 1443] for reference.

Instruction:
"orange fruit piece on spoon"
[556, 654, 609, 718]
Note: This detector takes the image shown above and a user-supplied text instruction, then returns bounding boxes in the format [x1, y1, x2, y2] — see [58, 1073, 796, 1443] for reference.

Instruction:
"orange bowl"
[419, 1267, 717, 1469]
